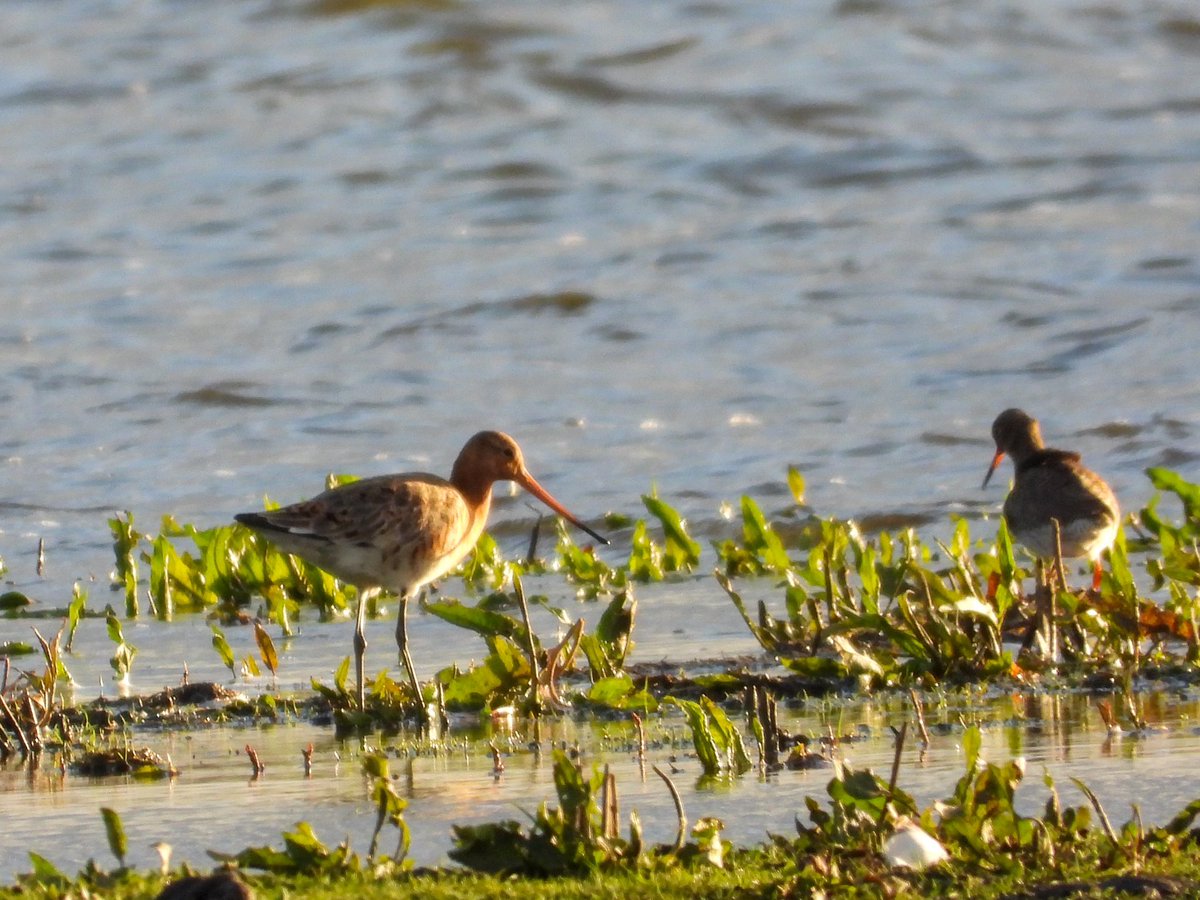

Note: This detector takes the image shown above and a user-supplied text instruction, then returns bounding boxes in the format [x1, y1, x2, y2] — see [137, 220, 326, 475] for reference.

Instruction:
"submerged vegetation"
[5, 465, 1200, 894]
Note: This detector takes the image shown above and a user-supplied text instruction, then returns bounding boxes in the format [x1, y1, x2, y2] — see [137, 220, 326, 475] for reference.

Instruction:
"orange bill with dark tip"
[981, 449, 1005, 489]
[517, 471, 609, 545]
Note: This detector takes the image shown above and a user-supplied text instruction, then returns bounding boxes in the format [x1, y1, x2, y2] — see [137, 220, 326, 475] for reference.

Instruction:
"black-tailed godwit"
[236, 431, 607, 714]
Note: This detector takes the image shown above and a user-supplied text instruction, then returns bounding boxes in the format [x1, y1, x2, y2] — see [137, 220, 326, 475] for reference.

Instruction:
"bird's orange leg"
[1092, 559, 1103, 593]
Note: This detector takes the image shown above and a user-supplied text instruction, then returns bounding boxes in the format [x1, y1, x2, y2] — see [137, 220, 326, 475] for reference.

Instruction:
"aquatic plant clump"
[5, 464, 1183, 726]
[0, 464, 1194, 754]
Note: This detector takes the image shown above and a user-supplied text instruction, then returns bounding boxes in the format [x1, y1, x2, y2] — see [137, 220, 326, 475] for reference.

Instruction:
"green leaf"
[65, 583, 87, 651]
[1147, 467, 1200, 520]
[254, 621, 279, 676]
[585, 675, 644, 709]
[701, 695, 753, 774]
[739, 496, 791, 572]
[450, 821, 529, 874]
[110, 643, 136, 680]
[100, 807, 127, 866]
[439, 641, 528, 710]
[715, 572, 777, 652]
[642, 494, 702, 571]
[105, 607, 124, 645]
[581, 589, 636, 676]
[665, 696, 721, 776]
[425, 599, 531, 649]
[0, 591, 31, 611]
[940, 596, 999, 625]
[333, 656, 351, 693]
[104, 607, 137, 680]
[962, 725, 982, 773]
[828, 634, 885, 677]
[1164, 797, 1200, 835]
[233, 844, 295, 873]
[211, 625, 235, 675]
[362, 751, 390, 780]
[24, 852, 68, 886]
[787, 467, 806, 505]
[108, 512, 141, 617]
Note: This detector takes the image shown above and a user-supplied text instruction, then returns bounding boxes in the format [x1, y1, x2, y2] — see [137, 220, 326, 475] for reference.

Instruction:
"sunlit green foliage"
[633, 494, 703, 578]
[664, 696, 753, 777]
[0, 592, 31, 612]
[714, 496, 795, 576]
[459, 532, 540, 592]
[65, 583, 86, 652]
[73, 466, 1200, 729]
[15, 725, 1200, 898]
[362, 751, 412, 866]
[716, 513, 1012, 685]
[578, 588, 636, 680]
[584, 675, 657, 711]
[100, 808, 128, 869]
[223, 821, 361, 876]
[449, 750, 662, 875]
[709, 467, 1200, 685]
[108, 515, 355, 629]
[104, 607, 136, 683]
[108, 512, 141, 617]
[556, 521, 623, 597]
[254, 620, 280, 677]
[210, 624, 236, 677]
[0, 624, 68, 755]
[435, 641, 529, 712]
[426, 590, 539, 712]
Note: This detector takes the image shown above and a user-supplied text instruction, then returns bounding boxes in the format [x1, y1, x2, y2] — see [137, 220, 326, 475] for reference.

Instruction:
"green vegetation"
[66, 463, 1200, 724]
[5, 466, 1200, 895]
[7, 727, 1200, 898]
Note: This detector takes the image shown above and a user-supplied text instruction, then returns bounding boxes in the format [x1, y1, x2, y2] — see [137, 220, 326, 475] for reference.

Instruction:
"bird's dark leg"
[1020, 560, 1046, 657]
[1046, 518, 1067, 661]
[396, 591, 426, 724]
[354, 587, 373, 712]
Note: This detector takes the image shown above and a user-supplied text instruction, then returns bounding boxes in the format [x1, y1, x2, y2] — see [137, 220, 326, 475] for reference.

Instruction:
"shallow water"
[6, 690, 1200, 879]
[2, 0, 1200, 881]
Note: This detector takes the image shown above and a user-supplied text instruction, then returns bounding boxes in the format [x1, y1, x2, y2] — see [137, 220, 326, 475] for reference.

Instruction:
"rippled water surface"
[1, 0, 1200, 880]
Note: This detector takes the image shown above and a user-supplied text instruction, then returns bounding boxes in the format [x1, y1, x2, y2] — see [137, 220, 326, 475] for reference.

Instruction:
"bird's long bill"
[517, 471, 610, 545]
[981, 450, 1005, 489]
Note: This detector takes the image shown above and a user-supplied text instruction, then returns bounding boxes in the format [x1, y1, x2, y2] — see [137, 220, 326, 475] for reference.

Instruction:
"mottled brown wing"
[256, 474, 441, 539]
[374, 476, 476, 579]
[238, 473, 474, 590]
[1005, 458, 1119, 530]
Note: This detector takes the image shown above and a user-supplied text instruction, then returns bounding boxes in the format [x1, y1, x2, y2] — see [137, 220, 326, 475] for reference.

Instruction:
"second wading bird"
[236, 431, 608, 715]
[982, 407, 1120, 591]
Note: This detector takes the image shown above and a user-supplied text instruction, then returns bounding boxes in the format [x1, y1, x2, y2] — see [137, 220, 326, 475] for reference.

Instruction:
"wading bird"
[236, 431, 608, 715]
[982, 408, 1120, 591]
